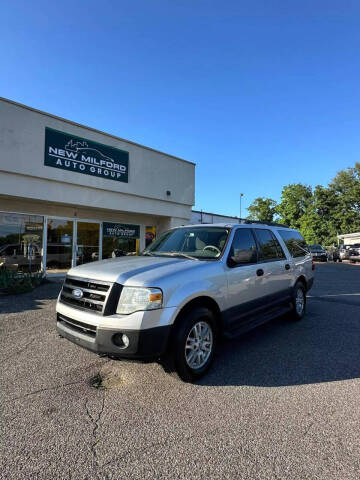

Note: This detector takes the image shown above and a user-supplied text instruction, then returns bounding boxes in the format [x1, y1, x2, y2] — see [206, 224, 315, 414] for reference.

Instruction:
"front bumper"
[57, 312, 171, 359]
[312, 254, 327, 261]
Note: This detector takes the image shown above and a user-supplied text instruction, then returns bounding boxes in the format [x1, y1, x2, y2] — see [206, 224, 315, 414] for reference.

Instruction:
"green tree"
[328, 162, 360, 237]
[294, 164, 360, 246]
[297, 187, 336, 245]
[246, 163, 360, 247]
[247, 197, 278, 223]
[277, 184, 313, 229]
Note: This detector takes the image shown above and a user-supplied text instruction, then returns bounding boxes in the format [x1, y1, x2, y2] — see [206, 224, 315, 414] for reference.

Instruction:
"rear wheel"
[291, 281, 306, 320]
[163, 307, 218, 382]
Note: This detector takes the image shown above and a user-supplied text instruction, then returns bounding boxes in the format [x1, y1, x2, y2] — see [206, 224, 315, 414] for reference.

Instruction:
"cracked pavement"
[1, 263, 360, 479]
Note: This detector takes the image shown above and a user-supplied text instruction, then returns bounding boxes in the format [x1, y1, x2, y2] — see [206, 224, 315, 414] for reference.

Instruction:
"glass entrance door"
[47, 218, 73, 272]
[76, 222, 100, 266]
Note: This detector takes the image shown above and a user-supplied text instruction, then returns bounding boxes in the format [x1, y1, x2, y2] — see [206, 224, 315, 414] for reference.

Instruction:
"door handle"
[256, 269, 264, 277]
[285, 264, 291, 270]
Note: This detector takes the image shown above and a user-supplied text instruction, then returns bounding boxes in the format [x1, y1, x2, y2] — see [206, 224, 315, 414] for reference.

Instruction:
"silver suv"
[56, 223, 314, 382]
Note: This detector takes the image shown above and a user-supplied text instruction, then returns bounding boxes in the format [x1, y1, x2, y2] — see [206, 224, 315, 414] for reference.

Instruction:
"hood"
[66, 255, 207, 285]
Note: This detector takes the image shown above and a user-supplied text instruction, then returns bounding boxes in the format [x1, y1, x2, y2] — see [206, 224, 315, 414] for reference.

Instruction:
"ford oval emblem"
[72, 288, 83, 299]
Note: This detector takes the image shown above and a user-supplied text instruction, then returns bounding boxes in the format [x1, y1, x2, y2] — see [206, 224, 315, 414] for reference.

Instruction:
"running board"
[224, 304, 293, 340]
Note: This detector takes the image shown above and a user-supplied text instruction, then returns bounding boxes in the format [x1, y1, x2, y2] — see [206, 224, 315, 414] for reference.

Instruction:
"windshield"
[142, 226, 230, 259]
[308, 245, 324, 252]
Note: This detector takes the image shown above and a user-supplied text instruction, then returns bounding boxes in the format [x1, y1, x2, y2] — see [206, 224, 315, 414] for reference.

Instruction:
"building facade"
[190, 210, 240, 225]
[0, 98, 195, 275]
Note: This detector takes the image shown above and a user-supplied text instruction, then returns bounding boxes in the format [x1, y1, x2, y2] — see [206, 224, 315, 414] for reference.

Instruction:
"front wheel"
[163, 307, 218, 382]
[291, 282, 306, 321]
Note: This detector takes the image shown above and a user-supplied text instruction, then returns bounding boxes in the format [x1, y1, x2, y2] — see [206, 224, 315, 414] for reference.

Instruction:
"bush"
[0, 270, 44, 294]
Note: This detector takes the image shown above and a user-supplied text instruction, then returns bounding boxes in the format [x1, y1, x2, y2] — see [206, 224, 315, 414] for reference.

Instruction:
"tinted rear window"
[278, 230, 309, 257]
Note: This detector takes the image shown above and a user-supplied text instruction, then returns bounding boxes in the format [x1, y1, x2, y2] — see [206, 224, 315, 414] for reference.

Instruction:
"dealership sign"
[44, 128, 129, 183]
[103, 222, 140, 239]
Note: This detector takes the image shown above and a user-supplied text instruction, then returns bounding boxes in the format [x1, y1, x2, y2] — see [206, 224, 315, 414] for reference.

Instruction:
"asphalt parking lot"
[1, 262, 359, 480]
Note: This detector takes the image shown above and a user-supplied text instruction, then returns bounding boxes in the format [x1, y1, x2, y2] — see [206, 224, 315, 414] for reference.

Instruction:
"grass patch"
[90, 373, 105, 390]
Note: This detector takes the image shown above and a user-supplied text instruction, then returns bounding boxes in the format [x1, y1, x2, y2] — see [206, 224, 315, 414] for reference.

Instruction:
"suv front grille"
[60, 276, 113, 315]
[57, 313, 96, 338]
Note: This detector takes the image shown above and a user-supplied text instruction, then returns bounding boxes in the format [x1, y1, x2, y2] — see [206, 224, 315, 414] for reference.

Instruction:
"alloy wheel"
[185, 321, 213, 370]
[295, 288, 305, 316]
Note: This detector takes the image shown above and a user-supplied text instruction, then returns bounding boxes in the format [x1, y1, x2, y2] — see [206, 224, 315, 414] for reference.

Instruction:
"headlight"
[116, 287, 163, 315]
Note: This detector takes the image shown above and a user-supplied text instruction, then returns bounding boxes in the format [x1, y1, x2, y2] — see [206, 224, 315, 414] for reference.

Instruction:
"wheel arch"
[172, 296, 223, 335]
[295, 275, 307, 290]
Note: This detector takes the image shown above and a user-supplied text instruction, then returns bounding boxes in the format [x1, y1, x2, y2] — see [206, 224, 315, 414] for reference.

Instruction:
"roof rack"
[240, 219, 290, 228]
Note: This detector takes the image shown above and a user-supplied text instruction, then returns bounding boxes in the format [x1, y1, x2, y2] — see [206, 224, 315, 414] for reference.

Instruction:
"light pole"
[239, 193, 244, 222]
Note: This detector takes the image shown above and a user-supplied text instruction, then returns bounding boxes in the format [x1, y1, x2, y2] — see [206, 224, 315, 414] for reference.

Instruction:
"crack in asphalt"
[5, 338, 36, 359]
[11, 380, 84, 401]
[303, 421, 314, 437]
[85, 393, 106, 471]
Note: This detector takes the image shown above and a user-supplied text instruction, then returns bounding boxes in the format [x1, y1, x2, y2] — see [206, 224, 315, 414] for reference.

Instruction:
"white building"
[0, 98, 195, 275]
[337, 232, 360, 246]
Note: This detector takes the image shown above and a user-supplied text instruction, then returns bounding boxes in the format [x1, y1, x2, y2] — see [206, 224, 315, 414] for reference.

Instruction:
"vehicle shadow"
[0, 280, 61, 314]
[199, 304, 360, 387]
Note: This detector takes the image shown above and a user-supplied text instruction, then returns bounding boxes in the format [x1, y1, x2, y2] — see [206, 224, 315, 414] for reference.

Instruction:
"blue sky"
[1, 0, 360, 217]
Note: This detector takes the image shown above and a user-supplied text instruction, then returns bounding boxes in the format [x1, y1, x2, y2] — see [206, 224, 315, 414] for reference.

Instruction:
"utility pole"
[239, 193, 244, 222]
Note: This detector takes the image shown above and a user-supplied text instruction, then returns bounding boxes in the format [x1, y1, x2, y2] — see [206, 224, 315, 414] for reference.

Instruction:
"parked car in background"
[339, 245, 351, 261]
[331, 248, 342, 262]
[349, 243, 360, 263]
[308, 244, 327, 262]
[0, 243, 42, 271]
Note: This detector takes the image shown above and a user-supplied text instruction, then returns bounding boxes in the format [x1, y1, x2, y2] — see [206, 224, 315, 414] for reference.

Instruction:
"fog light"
[112, 333, 130, 349]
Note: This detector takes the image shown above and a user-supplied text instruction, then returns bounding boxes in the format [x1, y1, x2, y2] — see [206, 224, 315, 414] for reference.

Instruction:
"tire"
[162, 307, 218, 383]
[291, 281, 306, 321]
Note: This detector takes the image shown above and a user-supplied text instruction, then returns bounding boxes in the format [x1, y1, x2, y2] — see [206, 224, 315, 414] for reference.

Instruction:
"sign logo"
[44, 127, 129, 183]
[72, 288, 84, 299]
[103, 222, 140, 239]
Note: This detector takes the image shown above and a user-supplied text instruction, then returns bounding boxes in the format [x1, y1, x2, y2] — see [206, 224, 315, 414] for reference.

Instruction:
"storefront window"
[47, 218, 73, 271]
[102, 222, 140, 259]
[0, 212, 44, 273]
[76, 222, 100, 265]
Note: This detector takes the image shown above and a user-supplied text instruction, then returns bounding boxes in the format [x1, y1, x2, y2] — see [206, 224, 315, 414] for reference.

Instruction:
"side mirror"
[228, 249, 256, 267]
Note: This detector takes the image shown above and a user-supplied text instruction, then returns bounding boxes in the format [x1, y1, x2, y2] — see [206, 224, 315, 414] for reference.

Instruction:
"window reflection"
[47, 219, 73, 270]
[0, 213, 43, 273]
[77, 222, 100, 265]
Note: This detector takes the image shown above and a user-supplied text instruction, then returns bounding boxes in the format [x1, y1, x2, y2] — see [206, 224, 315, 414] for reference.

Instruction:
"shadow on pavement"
[0, 281, 61, 314]
[199, 307, 360, 388]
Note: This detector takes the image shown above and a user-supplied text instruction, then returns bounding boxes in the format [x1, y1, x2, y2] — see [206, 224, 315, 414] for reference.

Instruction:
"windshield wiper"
[153, 252, 199, 260]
